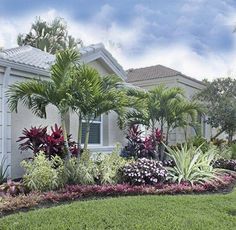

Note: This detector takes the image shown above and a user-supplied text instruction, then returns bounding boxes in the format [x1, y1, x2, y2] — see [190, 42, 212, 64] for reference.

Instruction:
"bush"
[95, 145, 128, 184]
[0, 156, 9, 184]
[17, 124, 79, 159]
[0, 180, 25, 197]
[166, 144, 224, 184]
[121, 158, 167, 185]
[213, 158, 236, 171]
[21, 152, 64, 192]
[121, 125, 163, 159]
[187, 135, 209, 153]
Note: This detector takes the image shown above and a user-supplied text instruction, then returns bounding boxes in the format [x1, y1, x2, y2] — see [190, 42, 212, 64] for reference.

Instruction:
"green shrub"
[62, 150, 98, 185]
[95, 145, 128, 184]
[230, 144, 236, 159]
[63, 146, 128, 185]
[187, 135, 209, 153]
[0, 156, 9, 184]
[21, 152, 64, 192]
[166, 144, 224, 184]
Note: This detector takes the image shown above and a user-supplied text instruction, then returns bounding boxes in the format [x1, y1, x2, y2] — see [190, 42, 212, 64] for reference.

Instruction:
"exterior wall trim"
[1, 66, 11, 178]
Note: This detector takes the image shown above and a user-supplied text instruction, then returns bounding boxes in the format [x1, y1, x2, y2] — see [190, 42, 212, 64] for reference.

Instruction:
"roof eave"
[0, 58, 50, 76]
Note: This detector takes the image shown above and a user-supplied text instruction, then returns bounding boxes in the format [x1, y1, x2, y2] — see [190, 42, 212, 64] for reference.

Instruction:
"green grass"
[1, 190, 236, 230]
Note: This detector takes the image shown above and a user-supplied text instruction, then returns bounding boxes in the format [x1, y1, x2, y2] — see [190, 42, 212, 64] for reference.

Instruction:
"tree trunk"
[83, 121, 90, 151]
[228, 129, 234, 145]
[61, 114, 70, 157]
[159, 118, 165, 161]
[77, 113, 82, 149]
[166, 125, 170, 146]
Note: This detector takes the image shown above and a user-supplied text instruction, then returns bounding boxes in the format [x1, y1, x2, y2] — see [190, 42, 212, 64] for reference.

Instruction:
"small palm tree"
[126, 85, 201, 160]
[71, 65, 128, 150]
[6, 49, 80, 156]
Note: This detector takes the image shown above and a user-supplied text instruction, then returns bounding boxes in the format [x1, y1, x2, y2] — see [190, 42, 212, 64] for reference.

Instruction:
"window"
[81, 116, 102, 145]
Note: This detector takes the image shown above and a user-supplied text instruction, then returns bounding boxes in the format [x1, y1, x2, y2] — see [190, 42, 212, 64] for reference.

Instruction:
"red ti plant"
[122, 125, 164, 159]
[17, 126, 47, 154]
[44, 124, 65, 158]
[17, 124, 79, 159]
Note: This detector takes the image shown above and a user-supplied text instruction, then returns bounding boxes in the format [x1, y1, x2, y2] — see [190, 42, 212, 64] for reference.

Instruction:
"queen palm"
[6, 49, 80, 156]
[71, 65, 128, 150]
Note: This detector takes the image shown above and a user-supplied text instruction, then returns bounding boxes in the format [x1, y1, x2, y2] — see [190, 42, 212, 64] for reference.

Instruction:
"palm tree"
[17, 17, 82, 54]
[126, 85, 201, 160]
[70, 65, 129, 151]
[6, 49, 80, 156]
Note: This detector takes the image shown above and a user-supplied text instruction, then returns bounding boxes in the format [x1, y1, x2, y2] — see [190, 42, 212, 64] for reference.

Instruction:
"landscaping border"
[1, 173, 236, 218]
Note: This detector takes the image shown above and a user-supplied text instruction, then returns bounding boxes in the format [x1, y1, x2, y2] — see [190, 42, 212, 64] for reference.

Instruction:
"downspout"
[2, 66, 11, 178]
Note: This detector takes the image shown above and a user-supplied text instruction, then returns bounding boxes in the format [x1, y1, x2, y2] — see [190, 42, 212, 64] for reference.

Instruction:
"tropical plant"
[17, 126, 47, 154]
[94, 145, 128, 184]
[166, 144, 224, 184]
[70, 64, 128, 150]
[231, 143, 236, 159]
[21, 152, 64, 192]
[6, 49, 80, 156]
[17, 17, 82, 54]
[126, 85, 201, 160]
[187, 135, 209, 153]
[17, 124, 78, 159]
[121, 125, 163, 159]
[0, 156, 9, 184]
[0, 180, 24, 196]
[121, 158, 167, 185]
[75, 150, 99, 185]
[213, 158, 236, 171]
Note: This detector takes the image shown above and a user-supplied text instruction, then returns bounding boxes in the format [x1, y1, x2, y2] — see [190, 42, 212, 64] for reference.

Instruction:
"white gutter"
[0, 59, 50, 77]
[2, 66, 11, 178]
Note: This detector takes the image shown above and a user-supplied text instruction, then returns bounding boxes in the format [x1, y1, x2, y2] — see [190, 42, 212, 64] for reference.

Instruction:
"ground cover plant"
[1, 188, 236, 230]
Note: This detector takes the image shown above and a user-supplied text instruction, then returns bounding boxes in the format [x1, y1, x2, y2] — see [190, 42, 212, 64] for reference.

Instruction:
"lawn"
[0, 190, 236, 230]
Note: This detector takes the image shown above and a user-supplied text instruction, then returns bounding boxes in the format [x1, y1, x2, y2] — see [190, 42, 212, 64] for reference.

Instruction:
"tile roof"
[0, 43, 125, 75]
[126, 64, 204, 85]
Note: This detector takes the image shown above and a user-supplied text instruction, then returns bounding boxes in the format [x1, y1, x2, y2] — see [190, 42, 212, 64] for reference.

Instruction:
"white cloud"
[0, 6, 236, 80]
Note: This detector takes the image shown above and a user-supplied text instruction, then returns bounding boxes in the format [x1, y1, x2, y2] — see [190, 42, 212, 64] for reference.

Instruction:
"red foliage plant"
[17, 124, 79, 159]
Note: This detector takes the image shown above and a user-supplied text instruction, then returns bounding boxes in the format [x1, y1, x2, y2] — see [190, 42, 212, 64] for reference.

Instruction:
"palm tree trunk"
[166, 125, 170, 146]
[159, 118, 165, 161]
[77, 113, 82, 149]
[84, 121, 90, 151]
[61, 114, 70, 157]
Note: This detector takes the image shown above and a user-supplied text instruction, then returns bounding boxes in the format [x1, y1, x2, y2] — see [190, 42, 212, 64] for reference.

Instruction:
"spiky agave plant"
[165, 144, 225, 185]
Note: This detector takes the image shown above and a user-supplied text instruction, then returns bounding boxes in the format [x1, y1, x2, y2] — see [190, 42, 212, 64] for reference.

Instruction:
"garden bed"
[1, 173, 236, 218]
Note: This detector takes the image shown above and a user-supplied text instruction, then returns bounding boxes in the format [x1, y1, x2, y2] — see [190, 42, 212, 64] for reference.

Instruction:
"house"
[126, 65, 212, 144]
[0, 44, 212, 179]
[0, 44, 127, 178]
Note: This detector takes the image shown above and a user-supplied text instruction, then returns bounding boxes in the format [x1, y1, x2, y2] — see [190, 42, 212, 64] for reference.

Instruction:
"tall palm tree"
[71, 65, 129, 150]
[6, 49, 80, 156]
[17, 17, 83, 54]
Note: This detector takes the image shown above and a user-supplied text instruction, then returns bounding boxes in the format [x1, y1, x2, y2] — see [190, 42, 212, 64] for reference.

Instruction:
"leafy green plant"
[21, 152, 64, 192]
[0, 156, 9, 184]
[230, 143, 236, 159]
[166, 144, 224, 184]
[187, 135, 209, 153]
[95, 145, 128, 184]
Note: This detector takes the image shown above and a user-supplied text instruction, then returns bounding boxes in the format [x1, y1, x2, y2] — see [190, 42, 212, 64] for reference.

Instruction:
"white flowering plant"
[121, 158, 167, 185]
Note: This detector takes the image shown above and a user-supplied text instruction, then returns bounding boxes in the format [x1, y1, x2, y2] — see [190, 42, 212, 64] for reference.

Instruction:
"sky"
[0, 0, 236, 80]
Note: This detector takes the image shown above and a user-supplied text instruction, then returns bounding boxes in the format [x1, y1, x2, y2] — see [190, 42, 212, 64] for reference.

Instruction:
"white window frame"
[81, 115, 103, 147]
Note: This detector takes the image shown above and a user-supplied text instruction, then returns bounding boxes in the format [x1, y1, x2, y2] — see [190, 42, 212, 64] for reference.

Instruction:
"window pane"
[81, 123, 101, 144]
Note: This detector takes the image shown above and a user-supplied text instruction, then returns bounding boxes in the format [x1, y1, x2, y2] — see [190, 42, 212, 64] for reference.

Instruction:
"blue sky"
[0, 0, 236, 79]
